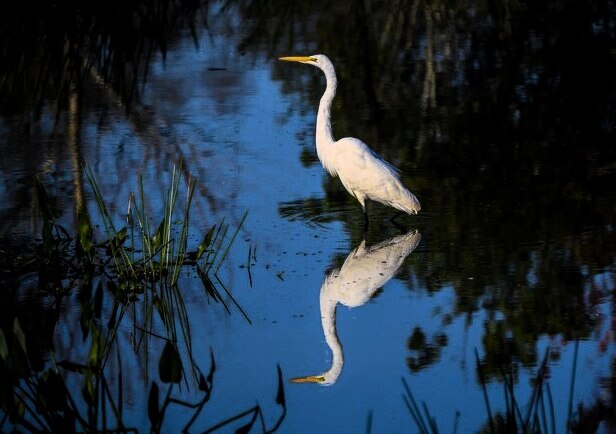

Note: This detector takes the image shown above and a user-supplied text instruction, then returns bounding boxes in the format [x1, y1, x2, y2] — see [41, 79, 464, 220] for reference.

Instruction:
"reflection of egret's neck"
[320, 287, 343, 383]
[291, 278, 343, 386]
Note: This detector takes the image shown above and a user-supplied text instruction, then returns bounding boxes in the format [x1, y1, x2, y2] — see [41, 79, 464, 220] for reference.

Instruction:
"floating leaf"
[159, 341, 182, 384]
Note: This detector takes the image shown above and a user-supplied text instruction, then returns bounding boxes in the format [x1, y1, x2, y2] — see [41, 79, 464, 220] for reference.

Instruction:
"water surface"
[1, 1, 615, 432]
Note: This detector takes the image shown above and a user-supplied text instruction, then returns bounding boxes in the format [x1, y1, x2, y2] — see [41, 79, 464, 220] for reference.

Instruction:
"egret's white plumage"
[291, 230, 422, 385]
[279, 54, 421, 223]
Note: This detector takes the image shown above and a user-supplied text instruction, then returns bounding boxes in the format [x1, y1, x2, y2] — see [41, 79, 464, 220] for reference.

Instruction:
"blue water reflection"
[1, 2, 616, 433]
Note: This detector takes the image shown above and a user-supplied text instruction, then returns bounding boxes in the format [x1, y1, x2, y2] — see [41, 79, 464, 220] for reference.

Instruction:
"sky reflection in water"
[1, 1, 616, 433]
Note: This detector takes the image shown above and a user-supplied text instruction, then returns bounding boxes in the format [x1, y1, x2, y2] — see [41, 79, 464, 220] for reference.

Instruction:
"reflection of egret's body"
[279, 55, 421, 225]
[292, 230, 421, 385]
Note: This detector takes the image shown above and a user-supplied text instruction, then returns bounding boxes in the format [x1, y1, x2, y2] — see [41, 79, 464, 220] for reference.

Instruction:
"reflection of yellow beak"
[279, 56, 316, 63]
[291, 375, 326, 384]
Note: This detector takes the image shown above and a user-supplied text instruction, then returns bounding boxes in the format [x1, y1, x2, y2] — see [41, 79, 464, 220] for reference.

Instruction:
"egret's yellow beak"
[279, 56, 316, 63]
[290, 375, 326, 384]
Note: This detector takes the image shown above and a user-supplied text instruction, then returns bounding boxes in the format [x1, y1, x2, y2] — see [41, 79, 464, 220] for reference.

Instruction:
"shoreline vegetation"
[0, 164, 286, 432]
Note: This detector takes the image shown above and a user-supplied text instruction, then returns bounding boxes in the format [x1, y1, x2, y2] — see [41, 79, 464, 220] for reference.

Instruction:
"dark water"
[1, 0, 615, 432]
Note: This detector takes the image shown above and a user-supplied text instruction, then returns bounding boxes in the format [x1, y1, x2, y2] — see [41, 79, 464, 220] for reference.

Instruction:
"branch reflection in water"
[292, 229, 421, 386]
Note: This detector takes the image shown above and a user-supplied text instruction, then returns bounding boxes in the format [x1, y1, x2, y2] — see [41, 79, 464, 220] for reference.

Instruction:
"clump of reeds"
[0, 163, 286, 433]
[81, 161, 250, 375]
[84, 161, 244, 287]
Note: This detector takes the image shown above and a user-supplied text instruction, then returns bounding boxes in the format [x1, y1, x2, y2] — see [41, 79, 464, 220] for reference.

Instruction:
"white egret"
[279, 54, 421, 226]
[292, 230, 421, 385]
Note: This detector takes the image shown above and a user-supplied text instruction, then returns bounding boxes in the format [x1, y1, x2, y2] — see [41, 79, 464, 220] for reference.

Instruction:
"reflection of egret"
[292, 230, 421, 385]
[279, 55, 421, 226]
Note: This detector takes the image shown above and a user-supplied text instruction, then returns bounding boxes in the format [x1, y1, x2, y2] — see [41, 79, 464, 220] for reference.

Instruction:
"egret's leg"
[362, 202, 369, 231]
[355, 196, 369, 230]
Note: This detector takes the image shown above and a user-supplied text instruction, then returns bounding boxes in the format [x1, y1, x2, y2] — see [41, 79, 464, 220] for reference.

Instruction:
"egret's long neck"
[315, 65, 337, 171]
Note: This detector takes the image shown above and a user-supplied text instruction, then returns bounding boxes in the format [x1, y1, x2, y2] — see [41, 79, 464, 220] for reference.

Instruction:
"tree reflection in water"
[0, 0, 615, 432]
[245, 1, 615, 350]
[235, 0, 615, 429]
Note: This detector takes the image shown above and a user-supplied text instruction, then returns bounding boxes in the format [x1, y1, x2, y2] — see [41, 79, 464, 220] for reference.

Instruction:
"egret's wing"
[334, 137, 401, 177]
[332, 137, 422, 213]
[333, 137, 404, 195]
[367, 147, 402, 176]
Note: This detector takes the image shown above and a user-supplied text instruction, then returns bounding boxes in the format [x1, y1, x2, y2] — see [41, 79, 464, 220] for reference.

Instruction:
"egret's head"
[279, 54, 333, 72]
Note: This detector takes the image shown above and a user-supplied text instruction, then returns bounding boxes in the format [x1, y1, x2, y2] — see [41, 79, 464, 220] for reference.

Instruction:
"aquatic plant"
[0, 166, 285, 432]
[0, 318, 286, 432]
